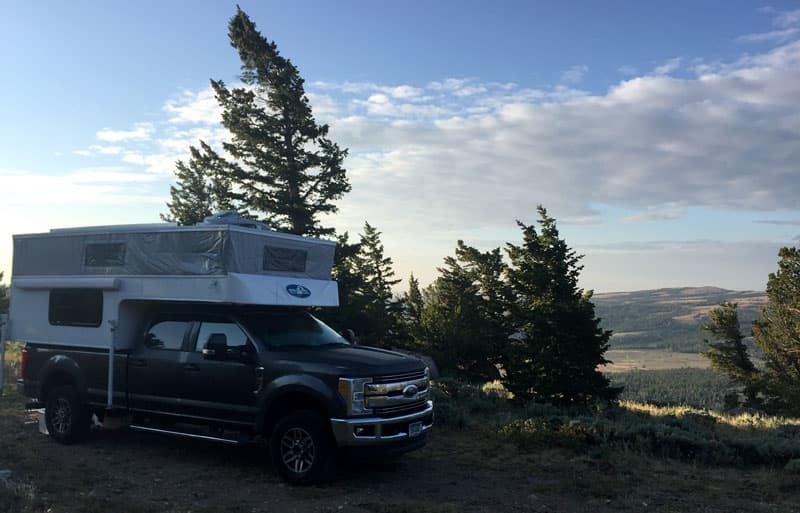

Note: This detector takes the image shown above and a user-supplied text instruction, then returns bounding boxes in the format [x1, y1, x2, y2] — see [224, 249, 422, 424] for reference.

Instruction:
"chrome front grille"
[365, 368, 430, 417]
[373, 399, 429, 417]
[372, 369, 426, 384]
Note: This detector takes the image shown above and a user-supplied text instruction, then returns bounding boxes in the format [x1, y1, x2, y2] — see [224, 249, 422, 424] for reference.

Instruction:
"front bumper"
[330, 400, 434, 446]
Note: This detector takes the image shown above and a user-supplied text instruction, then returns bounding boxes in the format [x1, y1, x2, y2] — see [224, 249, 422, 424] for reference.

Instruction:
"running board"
[129, 424, 241, 445]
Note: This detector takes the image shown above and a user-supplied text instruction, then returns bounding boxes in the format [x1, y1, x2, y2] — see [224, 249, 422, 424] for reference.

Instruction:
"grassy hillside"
[594, 286, 766, 353]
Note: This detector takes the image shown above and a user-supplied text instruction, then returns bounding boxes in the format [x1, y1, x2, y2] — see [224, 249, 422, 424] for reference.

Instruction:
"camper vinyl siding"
[13, 226, 335, 280]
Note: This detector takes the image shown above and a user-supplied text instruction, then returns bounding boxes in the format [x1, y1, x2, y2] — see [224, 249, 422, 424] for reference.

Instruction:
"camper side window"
[84, 242, 126, 267]
[263, 246, 307, 273]
[48, 289, 103, 327]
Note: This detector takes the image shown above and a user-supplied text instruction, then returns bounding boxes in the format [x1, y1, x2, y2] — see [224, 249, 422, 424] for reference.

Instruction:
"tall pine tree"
[701, 302, 759, 405]
[420, 241, 510, 382]
[753, 246, 800, 415]
[402, 273, 425, 342]
[164, 7, 349, 235]
[504, 206, 619, 404]
[162, 142, 234, 225]
[315, 232, 368, 336]
[352, 222, 403, 346]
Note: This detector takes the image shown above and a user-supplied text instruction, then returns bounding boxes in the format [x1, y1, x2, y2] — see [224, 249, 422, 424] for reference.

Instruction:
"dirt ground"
[2, 391, 799, 513]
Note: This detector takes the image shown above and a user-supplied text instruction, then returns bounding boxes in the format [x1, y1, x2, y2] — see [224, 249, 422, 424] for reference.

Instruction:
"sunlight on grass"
[621, 400, 800, 430]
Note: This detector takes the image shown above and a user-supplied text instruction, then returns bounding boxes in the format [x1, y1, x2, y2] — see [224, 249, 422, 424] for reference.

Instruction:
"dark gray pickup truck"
[18, 303, 433, 484]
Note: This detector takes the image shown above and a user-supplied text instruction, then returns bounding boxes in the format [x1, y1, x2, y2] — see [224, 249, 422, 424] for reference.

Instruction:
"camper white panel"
[8, 285, 117, 349]
[227, 273, 339, 307]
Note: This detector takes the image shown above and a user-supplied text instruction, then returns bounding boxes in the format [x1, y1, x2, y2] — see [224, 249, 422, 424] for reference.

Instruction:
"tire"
[270, 410, 334, 485]
[44, 385, 91, 444]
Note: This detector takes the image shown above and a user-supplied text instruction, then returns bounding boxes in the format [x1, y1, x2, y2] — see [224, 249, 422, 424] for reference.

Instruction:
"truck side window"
[195, 322, 250, 352]
[144, 321, 189, 350]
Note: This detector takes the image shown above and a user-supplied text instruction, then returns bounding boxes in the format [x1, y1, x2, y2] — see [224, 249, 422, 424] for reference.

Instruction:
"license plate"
[409, 421, 423, 438]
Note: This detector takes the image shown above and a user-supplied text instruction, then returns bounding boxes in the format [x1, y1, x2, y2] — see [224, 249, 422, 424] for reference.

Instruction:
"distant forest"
[594, 287, 765, 353]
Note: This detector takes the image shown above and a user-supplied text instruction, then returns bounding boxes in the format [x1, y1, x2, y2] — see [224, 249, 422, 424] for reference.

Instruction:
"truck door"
[179, 320, 259, 425]
[127, 320, 193, 416]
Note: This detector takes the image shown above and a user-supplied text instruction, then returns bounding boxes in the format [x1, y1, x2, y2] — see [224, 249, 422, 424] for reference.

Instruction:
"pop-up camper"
[6, 214, 338, 405]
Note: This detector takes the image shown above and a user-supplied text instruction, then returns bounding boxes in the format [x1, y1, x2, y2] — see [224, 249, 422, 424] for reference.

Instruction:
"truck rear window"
[48, 289, 103, 327]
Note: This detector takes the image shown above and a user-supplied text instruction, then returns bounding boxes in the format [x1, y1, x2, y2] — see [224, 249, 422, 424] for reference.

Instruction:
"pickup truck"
[18, 303, 433, 484]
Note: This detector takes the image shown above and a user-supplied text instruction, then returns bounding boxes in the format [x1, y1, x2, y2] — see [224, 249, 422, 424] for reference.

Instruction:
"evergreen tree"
[701, 302, 759, 404]
[402, 273, 425, 342]
[503, 206, 619, 404]
[208, 7, 350, 236]
[352, 222, 403, 346]
[162, 142, 234, 225]
[420, 241, 510, 382]
[753, 247, 800, 415]
[315, 232, 368, 336]
[163, 8, 349, 234]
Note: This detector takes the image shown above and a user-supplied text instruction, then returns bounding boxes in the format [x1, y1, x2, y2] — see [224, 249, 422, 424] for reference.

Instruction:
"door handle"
[183, 364, 200, 372]
[130, 358, 147, 367]
[254, 366, 265, 395]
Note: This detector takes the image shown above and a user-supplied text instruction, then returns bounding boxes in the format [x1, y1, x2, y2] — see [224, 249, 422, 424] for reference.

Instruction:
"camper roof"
[12, 220, 336, 281]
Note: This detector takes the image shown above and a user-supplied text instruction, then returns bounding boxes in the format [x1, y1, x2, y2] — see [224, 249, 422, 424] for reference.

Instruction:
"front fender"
[256, 374, 341, 432]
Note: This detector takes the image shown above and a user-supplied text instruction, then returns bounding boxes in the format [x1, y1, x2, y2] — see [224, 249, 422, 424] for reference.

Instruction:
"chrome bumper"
[330, 400, 434, 446]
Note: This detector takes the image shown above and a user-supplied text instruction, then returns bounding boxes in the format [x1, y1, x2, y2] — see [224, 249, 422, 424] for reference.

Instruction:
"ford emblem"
[286, 284, 311, 298]
[402, 384, 419, 398]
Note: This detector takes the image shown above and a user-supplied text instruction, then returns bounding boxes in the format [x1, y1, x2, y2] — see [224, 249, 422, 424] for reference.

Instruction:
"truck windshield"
[242, 311, 349, 349]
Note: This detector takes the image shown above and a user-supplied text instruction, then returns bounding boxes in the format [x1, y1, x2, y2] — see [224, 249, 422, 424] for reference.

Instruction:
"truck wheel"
[270, 410, 334, 485]
[45, 385, 91, 444]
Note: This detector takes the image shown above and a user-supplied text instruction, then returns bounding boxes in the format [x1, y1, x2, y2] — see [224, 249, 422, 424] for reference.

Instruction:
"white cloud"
[122, 153, 179, 175]
[306, 92, 339, 119]
[652, 57, 682, 75]
[754, 219, 800, 226]
[622, 206, 686, 224]
[0, 167, 164, 206]
[738, 27, 799, 43]
[96, 122, 154, 142]
[88, 145, 124, 155]
[561, 65, 588, 84]
[386, 85, 422, 99]
[68, 40, 800, 292]
[618, 65, 638, 76]
[739, 7, 800, 43]
[775, 9, 800, 28]
[164, 89, 222, 124]
[314, 41, 800, 246]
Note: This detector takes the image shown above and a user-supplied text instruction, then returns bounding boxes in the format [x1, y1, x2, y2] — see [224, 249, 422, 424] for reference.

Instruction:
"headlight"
[338, 377, 373, 416]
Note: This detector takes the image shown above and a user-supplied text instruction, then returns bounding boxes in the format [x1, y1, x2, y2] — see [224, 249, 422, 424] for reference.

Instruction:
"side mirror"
[342, 329, 358, 345]
[202, 333, 228, 360]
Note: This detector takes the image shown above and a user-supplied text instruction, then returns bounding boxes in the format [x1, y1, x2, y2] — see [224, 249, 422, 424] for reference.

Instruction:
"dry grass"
[602, 349, 709, 372]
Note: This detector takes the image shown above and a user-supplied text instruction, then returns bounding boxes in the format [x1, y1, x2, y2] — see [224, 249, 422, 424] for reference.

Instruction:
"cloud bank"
[44, 37, 800, 290]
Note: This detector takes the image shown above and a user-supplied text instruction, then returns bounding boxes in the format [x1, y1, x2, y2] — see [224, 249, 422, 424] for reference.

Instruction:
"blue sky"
[2, 1, 800, 291]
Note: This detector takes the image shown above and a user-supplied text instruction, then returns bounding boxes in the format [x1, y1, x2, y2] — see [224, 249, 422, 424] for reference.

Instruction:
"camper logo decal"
[286, 284, 311, 298]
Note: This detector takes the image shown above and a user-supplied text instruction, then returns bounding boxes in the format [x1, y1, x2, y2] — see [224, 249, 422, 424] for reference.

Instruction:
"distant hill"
[593, 287, 766, 353]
